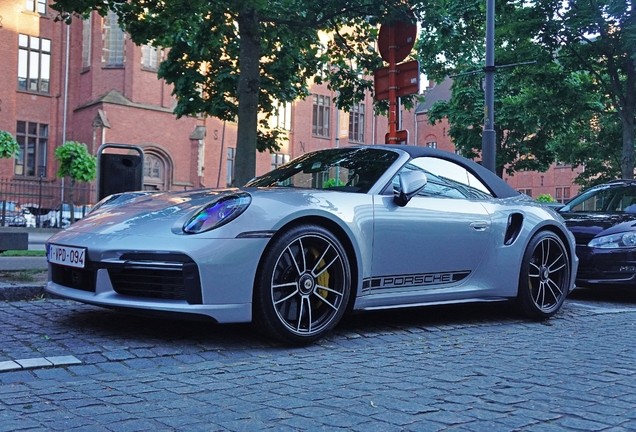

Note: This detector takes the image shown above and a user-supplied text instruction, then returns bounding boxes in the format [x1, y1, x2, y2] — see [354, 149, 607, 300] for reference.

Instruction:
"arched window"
[143, 153, 168, 190]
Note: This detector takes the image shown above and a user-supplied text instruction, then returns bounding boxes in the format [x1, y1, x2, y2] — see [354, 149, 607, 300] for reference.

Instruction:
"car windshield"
[246, 147, 400, 193]
[562, 184, 636, 213]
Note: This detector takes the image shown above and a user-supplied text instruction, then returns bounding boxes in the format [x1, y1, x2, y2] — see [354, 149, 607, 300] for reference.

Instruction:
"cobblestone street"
[2, 289, 636, 431]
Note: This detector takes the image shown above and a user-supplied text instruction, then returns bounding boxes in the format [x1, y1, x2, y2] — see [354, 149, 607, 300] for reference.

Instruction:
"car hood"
[561, 212, 636, 243]
[53, 189, 242, 237]
[47, 186, 368, 245]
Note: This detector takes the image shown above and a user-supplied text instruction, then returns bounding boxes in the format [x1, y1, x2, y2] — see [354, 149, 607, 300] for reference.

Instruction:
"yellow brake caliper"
[310, 247, 330, 305]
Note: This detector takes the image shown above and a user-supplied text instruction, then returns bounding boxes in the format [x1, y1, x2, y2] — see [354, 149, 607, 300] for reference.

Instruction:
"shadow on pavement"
[568, 286, 636, 304]
[51, 300, 521, 348]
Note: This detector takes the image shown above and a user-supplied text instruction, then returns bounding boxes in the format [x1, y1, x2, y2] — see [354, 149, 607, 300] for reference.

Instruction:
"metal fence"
[0, 178, 96, 228]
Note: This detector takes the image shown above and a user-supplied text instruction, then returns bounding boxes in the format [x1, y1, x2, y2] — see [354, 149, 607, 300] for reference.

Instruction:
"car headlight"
[183, 193, 251, 234]
[588, 231, 636, 249]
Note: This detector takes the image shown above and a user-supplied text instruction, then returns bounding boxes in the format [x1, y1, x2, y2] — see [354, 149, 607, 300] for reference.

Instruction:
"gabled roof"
[415, 77, 453, 114]
[74, 89, 175, 114]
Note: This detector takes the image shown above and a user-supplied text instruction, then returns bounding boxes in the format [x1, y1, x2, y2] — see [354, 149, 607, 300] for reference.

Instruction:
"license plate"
[47, 244, 86, 269]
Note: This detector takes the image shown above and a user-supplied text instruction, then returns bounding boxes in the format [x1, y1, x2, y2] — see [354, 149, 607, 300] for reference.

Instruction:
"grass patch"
[0, 269, 47, 282]
[0, 250, 46, 257]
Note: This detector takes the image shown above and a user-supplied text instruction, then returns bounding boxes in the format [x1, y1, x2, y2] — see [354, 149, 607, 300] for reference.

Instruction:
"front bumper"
[44, 232, 271, 323]
[575, 245, 636, 286]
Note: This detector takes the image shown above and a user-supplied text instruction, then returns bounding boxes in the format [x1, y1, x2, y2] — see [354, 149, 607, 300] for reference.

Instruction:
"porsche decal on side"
[362, 270, 471, 291]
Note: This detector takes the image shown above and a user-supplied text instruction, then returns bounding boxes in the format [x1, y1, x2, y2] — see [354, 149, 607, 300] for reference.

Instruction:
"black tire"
[253, 224, 351, 344]
[517, 230, 570, 319]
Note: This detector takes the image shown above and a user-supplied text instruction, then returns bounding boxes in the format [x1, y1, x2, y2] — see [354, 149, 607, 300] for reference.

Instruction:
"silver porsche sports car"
[46, 145, 578, 343]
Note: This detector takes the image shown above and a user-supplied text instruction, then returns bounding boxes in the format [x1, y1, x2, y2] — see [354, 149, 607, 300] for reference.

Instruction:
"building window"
[269, 102, 292, 130]
[82, 17, 92, 68]
[17, 34, 51, 93]
[271, 153, 290, 171]
[555, 160, 571, 168]
[15, 121, 48, 177]
[426, 142, 437, 148]
[141, 44, 160, 70]
[312, 95, 330, 138]
[349, 103, 365, 142]
[143, 153, 167, 191]
[226, 147, 235, 187]
[25, 0, 46, 14]
[555, 187, 571, 204]
[103, 11, 125, 66]
[519, 189, 532, 197]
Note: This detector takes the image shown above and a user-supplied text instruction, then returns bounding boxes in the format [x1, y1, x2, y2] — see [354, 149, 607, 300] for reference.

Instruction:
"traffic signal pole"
[387, 26, 398, 143]
[375, 18, 418, 144]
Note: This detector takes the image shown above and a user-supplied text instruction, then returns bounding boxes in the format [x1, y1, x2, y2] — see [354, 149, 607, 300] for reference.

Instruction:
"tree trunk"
[620, 110, 635, 180]
[234, 8, 260, 186]
[70, 178, 76, 224]
[620, 58, 635, 180]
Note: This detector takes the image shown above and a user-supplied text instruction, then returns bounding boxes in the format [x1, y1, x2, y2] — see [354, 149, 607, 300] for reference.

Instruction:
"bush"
[0, 131, 19, 159]
[536, 193, 557, 203]
[55, 141, 97, 182]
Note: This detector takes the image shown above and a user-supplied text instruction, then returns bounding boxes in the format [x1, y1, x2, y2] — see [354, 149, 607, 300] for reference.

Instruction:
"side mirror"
[394, 170, 427, 207]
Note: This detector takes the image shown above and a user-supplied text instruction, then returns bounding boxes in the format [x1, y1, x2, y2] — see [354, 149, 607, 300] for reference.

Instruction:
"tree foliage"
[51, 0, 414, 185]
[0, 131, 19, 159]
[55, 141, 97, 183]
[416, 0, 591, 177]
[531, 0, 635, 179]
[55, 141, 97, 223]
[415, 0, 634, 182]
[536, 193, 557, 203]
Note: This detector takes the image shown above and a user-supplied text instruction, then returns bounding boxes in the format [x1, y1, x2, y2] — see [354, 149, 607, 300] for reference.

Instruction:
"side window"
[393, 157, 493, 200]
[568, 186, 636, 213]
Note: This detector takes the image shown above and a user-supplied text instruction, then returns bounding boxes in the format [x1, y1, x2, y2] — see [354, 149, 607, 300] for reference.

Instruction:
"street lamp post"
[482, 0, 496, 174]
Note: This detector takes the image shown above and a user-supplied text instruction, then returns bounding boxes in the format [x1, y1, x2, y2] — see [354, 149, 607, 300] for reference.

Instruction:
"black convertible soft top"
[372, 145, 520, 199]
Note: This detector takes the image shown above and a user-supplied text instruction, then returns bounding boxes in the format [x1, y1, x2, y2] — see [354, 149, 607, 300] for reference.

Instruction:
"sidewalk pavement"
[0, 227, 58, 251]
[0, 227, 56, 301]
[0, 257, 49, 302]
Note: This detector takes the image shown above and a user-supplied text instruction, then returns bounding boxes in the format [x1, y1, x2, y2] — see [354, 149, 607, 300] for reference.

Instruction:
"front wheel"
[253, 225, 351, 344]
[517, 231, 570, 319]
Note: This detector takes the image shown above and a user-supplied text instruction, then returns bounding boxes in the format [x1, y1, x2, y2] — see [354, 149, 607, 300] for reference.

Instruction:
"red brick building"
[0, 2, 417, 206]
[0, 1, 579, 209]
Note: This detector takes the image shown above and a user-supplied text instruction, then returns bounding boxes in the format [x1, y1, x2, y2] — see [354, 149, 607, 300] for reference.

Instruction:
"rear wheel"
[517, 231, 570, 319]
[253, 225, 351, 344]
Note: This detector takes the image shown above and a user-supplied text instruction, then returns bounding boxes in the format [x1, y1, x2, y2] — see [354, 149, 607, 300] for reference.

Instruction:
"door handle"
[470, 221, 489, 231]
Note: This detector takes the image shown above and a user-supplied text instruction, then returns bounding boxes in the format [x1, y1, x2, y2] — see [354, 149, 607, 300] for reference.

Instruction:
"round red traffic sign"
[378, 21, 417, 63]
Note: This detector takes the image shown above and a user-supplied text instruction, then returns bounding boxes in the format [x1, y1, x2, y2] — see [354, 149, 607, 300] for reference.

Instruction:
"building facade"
[0, 2, 417, 211]
[0, 0, 580, 215]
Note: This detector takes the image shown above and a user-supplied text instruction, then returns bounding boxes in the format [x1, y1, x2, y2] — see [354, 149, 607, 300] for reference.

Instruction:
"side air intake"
[504, 213, 524, 246]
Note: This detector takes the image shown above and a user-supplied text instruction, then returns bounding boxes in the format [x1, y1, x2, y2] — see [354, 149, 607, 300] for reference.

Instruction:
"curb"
[0, 284, 49, 302]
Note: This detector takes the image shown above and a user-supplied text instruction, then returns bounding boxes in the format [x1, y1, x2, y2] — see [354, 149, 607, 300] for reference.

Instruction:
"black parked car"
[559, 180, 636, 287]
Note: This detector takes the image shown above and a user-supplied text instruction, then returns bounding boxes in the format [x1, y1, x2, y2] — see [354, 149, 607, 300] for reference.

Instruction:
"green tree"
[0, 131, 19, 159]
[531, 0, 635, 179]
[556, 110, 623, 188]
[55, 141, 97, 223]
[418, 0, 636, 179]
[51, 0, 413, 185]
[414, 0, 625, 181]
[416, 0, 595, 177]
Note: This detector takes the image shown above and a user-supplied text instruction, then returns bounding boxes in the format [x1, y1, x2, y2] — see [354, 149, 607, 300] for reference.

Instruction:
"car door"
[368, 156, 493, 297]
